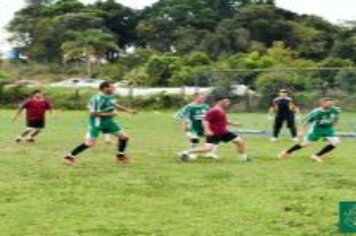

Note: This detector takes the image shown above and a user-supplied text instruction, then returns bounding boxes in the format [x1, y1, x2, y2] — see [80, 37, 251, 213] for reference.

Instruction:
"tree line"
[4, 0, 356, 101]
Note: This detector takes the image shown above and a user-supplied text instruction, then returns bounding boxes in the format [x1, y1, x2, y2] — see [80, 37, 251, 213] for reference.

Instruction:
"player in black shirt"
[268, 89, 300, 142]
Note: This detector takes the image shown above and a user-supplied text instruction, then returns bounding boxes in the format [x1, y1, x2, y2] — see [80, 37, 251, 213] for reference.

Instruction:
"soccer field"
[0, 110, 355, 236]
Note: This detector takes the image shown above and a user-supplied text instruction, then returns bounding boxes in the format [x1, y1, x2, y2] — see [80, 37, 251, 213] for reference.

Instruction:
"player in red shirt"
[12, 90, 53, 142]
[178, 97, 250, 162]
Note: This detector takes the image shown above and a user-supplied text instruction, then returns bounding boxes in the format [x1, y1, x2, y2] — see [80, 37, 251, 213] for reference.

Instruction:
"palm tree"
[61, 29, 119, 77]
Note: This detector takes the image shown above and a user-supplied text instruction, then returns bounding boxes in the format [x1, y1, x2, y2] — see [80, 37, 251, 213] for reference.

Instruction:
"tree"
[145, 55, 182, 86]
[61, 29, 119, 77]
[93, 0, 138, 49]
[335, 70, 356, 93]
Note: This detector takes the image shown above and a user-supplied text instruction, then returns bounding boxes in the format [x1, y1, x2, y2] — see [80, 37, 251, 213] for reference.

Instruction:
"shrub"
[0, 86, 189, 110]
[255, 71, 314, 108]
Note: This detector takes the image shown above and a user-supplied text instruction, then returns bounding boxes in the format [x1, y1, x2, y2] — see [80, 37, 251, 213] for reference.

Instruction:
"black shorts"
[27, 119, 45, 129]
[206, 132, 238, 145]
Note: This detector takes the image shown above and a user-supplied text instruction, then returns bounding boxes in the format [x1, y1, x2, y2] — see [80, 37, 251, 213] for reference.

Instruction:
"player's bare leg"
[232, 137, 250, 161]
[278, 141, 312, 159]
[311, 137, 341, 163]
[179, 144, 215, 161]
[63, 138, 95, 166]
[15, 128, 34, 142]
[26, 129, 42, 142]
[104, 134, 114, 145]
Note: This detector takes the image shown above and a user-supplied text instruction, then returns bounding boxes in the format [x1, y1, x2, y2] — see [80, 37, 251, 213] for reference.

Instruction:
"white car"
[50, 78, 105, 88]
[5, 80, 41, 88]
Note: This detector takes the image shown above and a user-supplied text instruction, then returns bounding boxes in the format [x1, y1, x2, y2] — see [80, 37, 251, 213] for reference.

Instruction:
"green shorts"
[186, 128, 204, 139]
[86, 121, 123, 140]
[305, 128, 336, 142]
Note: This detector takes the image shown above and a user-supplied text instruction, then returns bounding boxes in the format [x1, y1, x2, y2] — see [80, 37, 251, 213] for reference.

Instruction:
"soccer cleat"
[116, 154, 131, 164]
[26, 138, 36, 143]
[178, 151, 190, 162]
[310, 155, 324, 163]
[63, 155, 76, 166]
[277, 151, 290, 159]
[15, 137, 22, 143]
[239, 156, 252, 162]
[291, 137, 299, 142]
[270, 137, 278, 142]
[189, 154, 198, 160]
[204, 153, 220, 160]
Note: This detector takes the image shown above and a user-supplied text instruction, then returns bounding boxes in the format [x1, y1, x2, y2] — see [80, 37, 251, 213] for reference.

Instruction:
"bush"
[335, 70, 356, 93]
[0, 86, 189, 110]
[255, 71, 314, 108]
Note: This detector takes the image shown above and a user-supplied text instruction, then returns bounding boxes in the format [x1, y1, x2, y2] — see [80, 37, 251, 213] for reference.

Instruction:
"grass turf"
[0, 110, 355, 236]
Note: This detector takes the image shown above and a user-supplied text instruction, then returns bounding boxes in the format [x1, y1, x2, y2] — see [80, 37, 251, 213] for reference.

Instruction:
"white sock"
[240, 154, 248, 160]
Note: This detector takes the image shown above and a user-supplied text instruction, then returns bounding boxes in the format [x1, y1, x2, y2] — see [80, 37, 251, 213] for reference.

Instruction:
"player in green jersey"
[174, 93, 218, 159]
[63, 81, 137, 166]
[278, 98, 341, 163]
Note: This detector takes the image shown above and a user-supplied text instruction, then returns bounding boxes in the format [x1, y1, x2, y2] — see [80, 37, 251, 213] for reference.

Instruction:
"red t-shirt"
[22, 98, 52, 121]
[204, 107, 228, 136]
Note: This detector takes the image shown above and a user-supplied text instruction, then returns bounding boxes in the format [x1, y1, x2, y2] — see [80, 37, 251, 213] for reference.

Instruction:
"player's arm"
[91, 111, 118, 117]
[268, 106, 276, 116]
[228, 121, 242, 127]
[173, 106, 190, 131]
[333, 117, 339, 126]
[87, 100, 118, 117]
[333, 108, 341, 126]
[293, 104, 301, 115]
[47, 101, 55, 115]
[12, 102, 26, 122]
[203, 120, 213, 136]
[298, 111, 314, 136]
[268, 100, 277, 119]
[114, 104, 137, 115]
[203, 110, 215, 136]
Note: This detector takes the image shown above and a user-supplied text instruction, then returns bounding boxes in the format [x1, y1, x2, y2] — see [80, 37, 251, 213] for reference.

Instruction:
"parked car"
[5, 80, 41, 88]
[50, 78, 105, 88]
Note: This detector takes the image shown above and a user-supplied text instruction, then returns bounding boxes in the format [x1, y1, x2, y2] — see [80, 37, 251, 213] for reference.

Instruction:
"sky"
[1, 0, 356, 49]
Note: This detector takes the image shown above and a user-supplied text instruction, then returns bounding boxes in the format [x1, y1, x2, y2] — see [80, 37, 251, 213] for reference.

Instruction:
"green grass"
[0, 110, 355, 236]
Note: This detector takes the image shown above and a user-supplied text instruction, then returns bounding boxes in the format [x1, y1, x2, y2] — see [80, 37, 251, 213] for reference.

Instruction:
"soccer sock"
[30, 129, 41, 138]
[70, 143, 89, 157]
[316, 144, 336, 157]
[189, 138, 199, 149]
[118, 138, 128, 155]
[21, 129, 33, 138]
[286, 144, 303, 154]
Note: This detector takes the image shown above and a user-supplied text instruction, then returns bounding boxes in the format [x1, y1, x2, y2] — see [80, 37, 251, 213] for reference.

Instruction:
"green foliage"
[145, 55, 182, 86]
[61, 29, 119, 77]
[335, 70, 356, 93]
[0, 71, 11, 80]
[255, 72, 313, 107]
[209, 78, 237, 101]
[4, 0, 356, 95]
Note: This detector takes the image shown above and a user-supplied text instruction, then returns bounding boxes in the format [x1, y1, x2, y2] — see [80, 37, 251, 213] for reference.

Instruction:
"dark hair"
[32, 90, 41, 96]
[214, 96, 227, 102]
[99, 81, 114, 90]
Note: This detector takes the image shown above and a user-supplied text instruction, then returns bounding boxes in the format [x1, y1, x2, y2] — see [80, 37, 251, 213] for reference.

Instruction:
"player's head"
[215, 96, 231, 109]
[320, 97, 335, 109]
[279, 89, 289, 97]
[193, 92, 208, 104]
[99, 81, 115, 95]
[32, 90, 43, 99]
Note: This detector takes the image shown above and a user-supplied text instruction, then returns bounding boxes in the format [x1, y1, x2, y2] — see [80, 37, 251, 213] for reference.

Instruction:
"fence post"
[128, 87, 134, 107]
[244, 86, 251, 113]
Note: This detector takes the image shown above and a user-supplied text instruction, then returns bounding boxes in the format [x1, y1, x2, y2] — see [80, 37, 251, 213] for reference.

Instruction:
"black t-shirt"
[273, 96, 295, 117]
